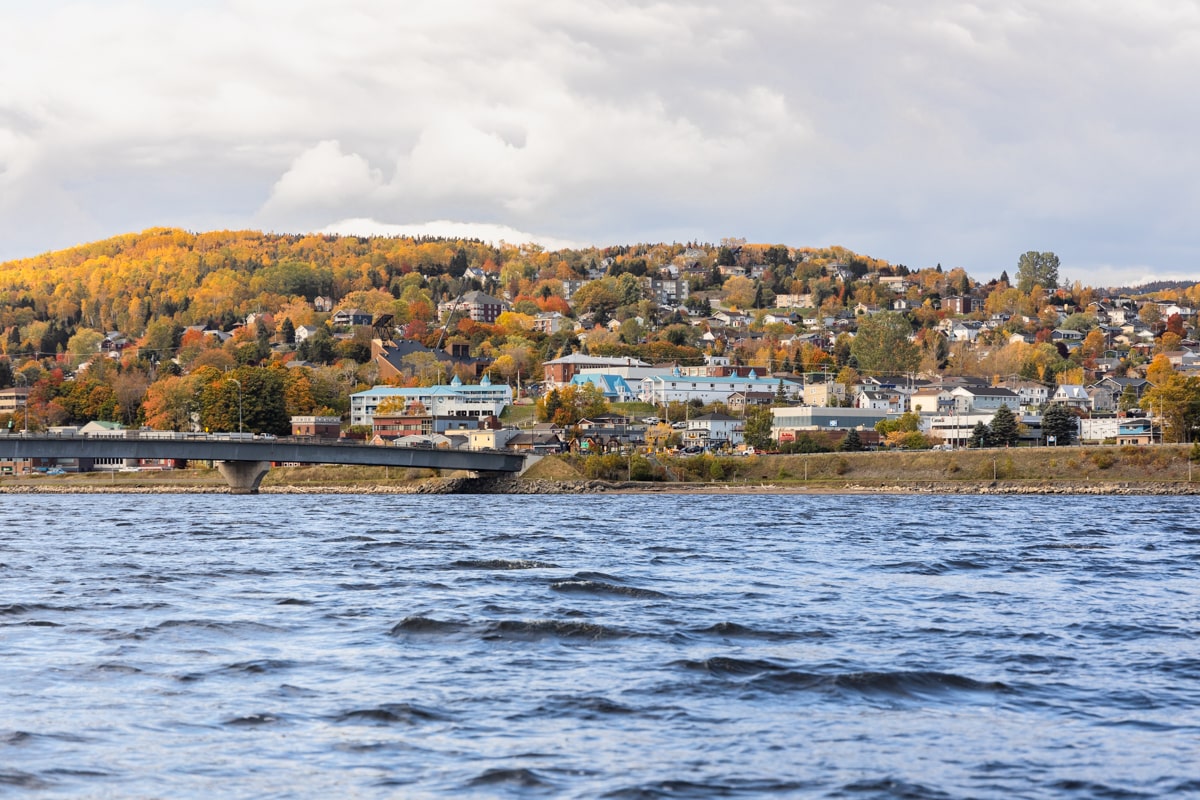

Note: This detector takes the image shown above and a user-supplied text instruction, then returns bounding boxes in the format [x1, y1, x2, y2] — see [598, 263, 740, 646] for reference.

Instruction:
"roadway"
[0, 432, 527, 492]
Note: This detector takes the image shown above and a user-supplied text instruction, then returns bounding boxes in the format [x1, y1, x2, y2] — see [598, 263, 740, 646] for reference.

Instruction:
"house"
[855, 387, 904, 414]
[711, 311, 750, 328]
[996, 379, 1051, 411]
[727, 391, 775, 414]
[908, 387, 955, 415]
[331, 308, 372, 327]
[682, 413, 744, 450]
[506, 430, 566, 453]
[1096, 377, 1150, 405]
[942, 296, 976, 315]
[313, 296, 334, 312]
[803, 382, 846, 407]
[533, 312, 566, 335]
[949, 386, 1021, 414]
[294, 325, 320, 343]
[1051, 384, 1090, 410]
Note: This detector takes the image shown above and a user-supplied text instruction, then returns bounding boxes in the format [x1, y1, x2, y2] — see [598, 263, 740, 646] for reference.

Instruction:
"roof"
[460, 290, 505, 305]
[569, 374, 635, 396]
[544, 354, 651, 367]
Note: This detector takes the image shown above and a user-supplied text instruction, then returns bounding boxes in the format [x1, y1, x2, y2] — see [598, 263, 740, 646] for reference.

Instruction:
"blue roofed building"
[568, 373, 637, 402]
[639, 368, 802, 405]
[349, 374, 513, 427]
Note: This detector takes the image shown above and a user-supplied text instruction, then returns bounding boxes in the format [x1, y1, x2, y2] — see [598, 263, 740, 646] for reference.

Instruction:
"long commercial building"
[349, 375, 512, 427]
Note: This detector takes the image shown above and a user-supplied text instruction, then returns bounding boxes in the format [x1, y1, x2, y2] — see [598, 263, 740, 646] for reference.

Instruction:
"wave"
[689, 622, 830, 641]
[483, 619, 629, 640]
[0, 770, 52, 790]
[837, 777, 956, 799]
[335, 703, 449, 725]
[467, 767, 555, 789]
[0, 603, 77, 615]
[672, 659, 1010, 699]
[550, 580, 667, 599]
[389, 616, 469, 635]
[602, 778, 812, 798]
[147, 619, 286, 637]
[223, 713, 280, 726]
[452, 558, 560, 569]
[217, 659, 297, 675]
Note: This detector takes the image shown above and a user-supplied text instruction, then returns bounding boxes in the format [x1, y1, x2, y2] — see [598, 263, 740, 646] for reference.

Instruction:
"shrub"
[1093, 451, 1115, 469]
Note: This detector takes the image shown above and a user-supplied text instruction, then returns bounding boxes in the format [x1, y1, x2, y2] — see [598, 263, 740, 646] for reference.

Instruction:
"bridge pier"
[215, 460, 271, 494]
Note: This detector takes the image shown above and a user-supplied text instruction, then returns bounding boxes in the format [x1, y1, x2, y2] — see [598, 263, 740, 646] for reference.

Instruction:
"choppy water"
[2, 493, 1199, 798]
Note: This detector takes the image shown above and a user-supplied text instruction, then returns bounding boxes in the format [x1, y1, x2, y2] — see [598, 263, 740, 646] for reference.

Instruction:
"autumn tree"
[1015, 251, 1060, 292]
[722, 276, 757, 310]
[850, 313, 920, 374]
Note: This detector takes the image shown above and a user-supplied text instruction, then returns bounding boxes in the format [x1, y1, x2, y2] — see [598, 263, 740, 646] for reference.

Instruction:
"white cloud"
[1, 0, 1199, 285]
[320, 217, 587, 252]
[262, 140, 384, 215]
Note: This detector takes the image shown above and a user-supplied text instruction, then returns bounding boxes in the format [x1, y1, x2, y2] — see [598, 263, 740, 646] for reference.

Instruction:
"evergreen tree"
[989, 404, 1019, 447]
[1042, 403, 1075, 446]
[773, 379, 787, 405]
[839, 428, 863, 452]
[970, 421, 990, 448]
[280, 318, 296, 345]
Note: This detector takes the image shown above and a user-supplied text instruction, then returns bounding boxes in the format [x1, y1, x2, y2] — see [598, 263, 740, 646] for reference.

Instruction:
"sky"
[2, 0, 1199, 288]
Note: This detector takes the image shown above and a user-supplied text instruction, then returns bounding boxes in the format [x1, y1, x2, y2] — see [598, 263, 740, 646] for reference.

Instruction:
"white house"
[681, 413, 744, 449]
[1051, 384, 1090, 410]
[950, 386, 1021, 414]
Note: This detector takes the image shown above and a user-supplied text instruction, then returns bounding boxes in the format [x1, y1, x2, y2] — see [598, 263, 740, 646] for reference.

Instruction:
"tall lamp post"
[229, 378, 243, 433]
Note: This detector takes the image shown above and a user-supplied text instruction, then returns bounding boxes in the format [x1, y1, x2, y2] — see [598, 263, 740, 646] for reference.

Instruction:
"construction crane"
[435, 286, 466, 351]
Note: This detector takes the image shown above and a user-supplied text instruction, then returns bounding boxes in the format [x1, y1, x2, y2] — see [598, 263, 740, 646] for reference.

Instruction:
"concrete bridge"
[0, 433, 528, 493]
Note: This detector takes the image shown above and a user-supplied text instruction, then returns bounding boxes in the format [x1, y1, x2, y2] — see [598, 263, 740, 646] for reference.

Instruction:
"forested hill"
[0, 228, 897, 340]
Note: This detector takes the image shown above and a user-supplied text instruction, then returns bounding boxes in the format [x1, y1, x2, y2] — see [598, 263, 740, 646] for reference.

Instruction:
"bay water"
[2, 493, 1198, 798]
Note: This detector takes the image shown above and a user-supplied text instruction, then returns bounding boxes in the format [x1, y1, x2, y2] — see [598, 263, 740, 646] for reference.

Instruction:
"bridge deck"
[0, 433, 526, 473]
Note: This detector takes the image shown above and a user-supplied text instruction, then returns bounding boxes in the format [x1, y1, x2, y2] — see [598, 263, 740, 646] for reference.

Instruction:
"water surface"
[2, 493, 1198, 797]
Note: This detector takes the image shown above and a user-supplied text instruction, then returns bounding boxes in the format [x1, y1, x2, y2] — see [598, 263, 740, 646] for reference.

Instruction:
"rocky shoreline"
[1, 477, 1197, 495]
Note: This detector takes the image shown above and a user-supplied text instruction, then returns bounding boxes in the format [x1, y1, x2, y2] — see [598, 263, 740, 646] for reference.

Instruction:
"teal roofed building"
[568, 374, 636, 402]
[349, 374, 513, 426]
[638, 371, 802, 405]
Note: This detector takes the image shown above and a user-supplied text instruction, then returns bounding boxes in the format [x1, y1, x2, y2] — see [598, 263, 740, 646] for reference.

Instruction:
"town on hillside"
[1, 232, 1198, 474]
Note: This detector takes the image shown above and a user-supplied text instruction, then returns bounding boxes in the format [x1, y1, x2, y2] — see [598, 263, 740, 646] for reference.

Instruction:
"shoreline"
[1, 476, 1197, 495]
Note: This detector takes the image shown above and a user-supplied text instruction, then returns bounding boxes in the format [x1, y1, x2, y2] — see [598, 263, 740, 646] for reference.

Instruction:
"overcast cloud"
[2, 0, 1199, 287]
